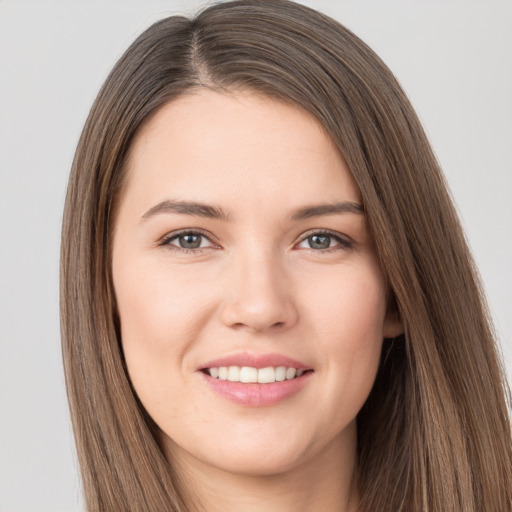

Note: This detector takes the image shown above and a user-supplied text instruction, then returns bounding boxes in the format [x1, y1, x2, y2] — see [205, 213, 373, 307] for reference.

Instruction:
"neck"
[168, 422, 360, 512]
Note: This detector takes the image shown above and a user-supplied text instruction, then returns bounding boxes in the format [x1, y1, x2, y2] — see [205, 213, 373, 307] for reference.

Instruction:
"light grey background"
[1, 1, 510, 510]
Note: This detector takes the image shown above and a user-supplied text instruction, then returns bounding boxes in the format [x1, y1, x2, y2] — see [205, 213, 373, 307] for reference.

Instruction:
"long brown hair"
[60, 1, 512, 510]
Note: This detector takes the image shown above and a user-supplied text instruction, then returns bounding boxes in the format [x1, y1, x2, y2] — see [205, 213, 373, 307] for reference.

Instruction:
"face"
[112, 90, 402, 479]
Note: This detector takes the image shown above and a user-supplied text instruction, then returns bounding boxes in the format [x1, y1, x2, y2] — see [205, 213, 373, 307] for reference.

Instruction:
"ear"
[383, 294, 404, 338]
[383, 308, 404, 338]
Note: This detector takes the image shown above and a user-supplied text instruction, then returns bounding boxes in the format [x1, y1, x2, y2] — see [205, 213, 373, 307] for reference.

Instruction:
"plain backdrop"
[0, 1, 510, 510]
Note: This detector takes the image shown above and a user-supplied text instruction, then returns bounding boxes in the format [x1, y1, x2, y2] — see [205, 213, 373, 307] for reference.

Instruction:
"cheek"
[112, 254, 218, 387]
[112, 255, 223, 434]
[307, 263, 387, 342]
[304, 266, 387, 413]
[115, 256, 210, 337]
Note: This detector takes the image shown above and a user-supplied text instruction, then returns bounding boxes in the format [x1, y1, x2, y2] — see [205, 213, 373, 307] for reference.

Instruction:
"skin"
[112, 90, 403, 512]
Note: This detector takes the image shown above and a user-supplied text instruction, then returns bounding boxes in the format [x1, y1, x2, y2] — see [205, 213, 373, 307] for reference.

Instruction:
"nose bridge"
[220, 242, 297, 332]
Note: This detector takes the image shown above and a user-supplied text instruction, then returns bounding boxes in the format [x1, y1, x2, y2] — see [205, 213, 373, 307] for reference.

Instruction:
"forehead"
[121, 89, 361, 217]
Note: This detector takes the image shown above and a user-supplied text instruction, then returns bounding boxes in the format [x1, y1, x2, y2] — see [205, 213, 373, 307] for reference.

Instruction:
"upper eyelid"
[297, 229, 352, 243]
[160, 228, 217, 244]
[299, 228, 343, 238]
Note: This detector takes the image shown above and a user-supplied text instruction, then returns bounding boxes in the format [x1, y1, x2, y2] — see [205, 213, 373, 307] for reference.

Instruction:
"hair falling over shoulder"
[60, 1, 512, 510]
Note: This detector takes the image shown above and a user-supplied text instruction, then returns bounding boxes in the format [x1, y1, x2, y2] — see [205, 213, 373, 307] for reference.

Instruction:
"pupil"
[180, 234, 201, 249]
[309, 235, 330, 249]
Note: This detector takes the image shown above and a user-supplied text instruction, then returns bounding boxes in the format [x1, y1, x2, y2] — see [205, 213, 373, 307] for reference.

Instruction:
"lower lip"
[201, 372, 312, 407]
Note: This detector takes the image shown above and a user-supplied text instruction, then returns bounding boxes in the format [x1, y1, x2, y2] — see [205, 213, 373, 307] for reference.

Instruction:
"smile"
[199, 354, 314, 407]
[205, 366, 305, 383]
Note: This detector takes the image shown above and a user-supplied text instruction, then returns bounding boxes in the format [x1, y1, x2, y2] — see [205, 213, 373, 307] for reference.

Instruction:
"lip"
[198, 352, 313, 407]
[199, 352, 309, 371]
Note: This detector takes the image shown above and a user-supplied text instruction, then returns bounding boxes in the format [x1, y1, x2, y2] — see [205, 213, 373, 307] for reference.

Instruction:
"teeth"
[275, 366, 286, 381]
[285, 367, 296, 380]
[227, 366, 240, 381]
[240, 366, 258, 383]
[258, 367, 275, 383]
[207, 365, 306, 383]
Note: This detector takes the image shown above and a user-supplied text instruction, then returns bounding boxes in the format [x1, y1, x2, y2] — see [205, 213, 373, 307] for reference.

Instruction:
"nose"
[220, 252, 298, 333]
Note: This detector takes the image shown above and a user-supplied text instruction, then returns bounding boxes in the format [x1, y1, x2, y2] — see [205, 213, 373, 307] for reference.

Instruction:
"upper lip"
[199, 352, 311, 371]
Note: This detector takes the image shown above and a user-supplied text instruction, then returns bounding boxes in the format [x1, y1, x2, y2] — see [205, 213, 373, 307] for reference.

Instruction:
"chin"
[208, 447, 310, 477]
[163, 427, 314, 478]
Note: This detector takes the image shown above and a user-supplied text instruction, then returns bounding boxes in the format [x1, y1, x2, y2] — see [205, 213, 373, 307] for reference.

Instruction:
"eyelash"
[297, 229, 353, 253]
[158, 229, 218, 254]
[158, 229, 353, 254]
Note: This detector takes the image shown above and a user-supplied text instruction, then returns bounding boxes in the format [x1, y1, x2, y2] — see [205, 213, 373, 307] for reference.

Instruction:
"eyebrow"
[141, 199, 364, 222]
[290, 201, 364, 220]
[141, 200, 229, 221]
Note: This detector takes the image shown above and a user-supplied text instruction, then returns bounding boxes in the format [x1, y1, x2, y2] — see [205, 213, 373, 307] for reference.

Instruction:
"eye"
[160, 230, 217, 252]
[296, 231, 352, 251]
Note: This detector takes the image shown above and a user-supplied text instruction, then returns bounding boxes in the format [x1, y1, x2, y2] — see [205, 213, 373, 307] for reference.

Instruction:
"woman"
[60, 1, 512, 510]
